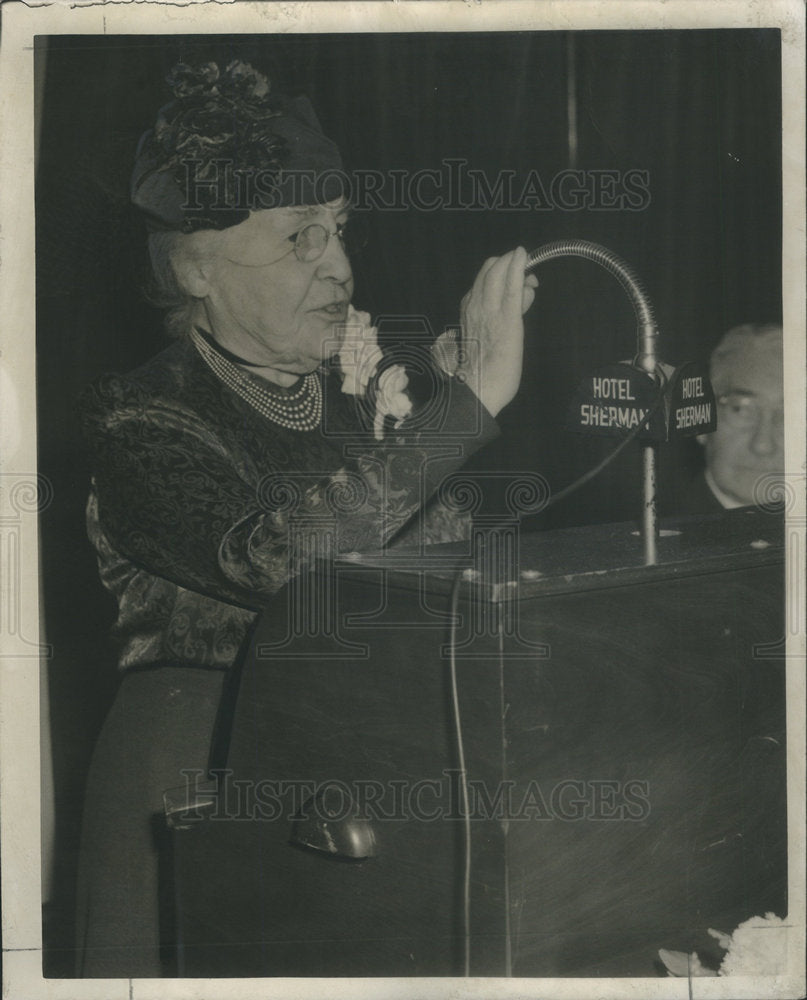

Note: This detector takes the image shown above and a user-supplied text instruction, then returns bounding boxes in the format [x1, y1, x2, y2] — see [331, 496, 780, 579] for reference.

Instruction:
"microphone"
[524, 240, 717, 564]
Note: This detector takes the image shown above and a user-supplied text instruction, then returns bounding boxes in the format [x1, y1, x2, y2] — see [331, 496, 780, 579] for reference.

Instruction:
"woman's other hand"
[459, 247, 538, 417]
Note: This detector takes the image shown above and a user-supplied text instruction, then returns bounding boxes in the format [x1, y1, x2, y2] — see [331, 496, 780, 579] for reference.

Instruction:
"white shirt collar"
[704, 468, 746, 509]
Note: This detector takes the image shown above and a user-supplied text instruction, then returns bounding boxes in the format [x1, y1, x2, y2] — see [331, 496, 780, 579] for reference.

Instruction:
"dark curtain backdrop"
[35, 30, 781, 974]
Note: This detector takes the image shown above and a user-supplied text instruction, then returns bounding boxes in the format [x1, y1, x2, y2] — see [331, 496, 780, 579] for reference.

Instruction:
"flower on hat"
[153, 61, 286, 178]
[133, 59, 343, 232]
[136, 60, 288, 233]
[165, 60, 271, 103]
[164, 61, 221, 99]
[223, 60, 270, 100]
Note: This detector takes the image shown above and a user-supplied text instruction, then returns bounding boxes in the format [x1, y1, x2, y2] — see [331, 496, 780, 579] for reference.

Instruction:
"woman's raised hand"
[459, 247, 538, 417]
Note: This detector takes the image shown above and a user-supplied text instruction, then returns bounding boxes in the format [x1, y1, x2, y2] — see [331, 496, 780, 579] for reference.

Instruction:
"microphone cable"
[446, 364, 669, 976]
[448, 567, 472, 976]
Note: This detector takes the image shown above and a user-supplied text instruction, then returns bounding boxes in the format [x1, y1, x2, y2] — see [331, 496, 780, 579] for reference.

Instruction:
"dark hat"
[131, 61, 345, 233]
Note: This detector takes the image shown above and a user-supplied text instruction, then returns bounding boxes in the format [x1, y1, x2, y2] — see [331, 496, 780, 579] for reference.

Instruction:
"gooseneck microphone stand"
[525, 241, 660, 565]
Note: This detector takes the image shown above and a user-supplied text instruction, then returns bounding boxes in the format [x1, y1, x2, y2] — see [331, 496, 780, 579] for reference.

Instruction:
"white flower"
[374, 364, 413, 440]
[714, 913, 789, 976]
[337, 306, 383, 397]
[658, 949, 716, 977]
[337, 305, 412, 440]
[659, 913, 789, 979]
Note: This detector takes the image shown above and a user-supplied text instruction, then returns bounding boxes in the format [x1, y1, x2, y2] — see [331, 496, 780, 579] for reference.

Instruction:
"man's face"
[700, 332, 784, 506]
[202, 201, 354, 373]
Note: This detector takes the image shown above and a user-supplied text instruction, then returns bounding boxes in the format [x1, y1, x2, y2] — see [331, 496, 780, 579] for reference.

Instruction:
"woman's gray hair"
[146, 231, 209, 338]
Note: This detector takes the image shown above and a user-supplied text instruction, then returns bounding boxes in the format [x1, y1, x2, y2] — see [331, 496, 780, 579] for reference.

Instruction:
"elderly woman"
[74, 61, 537, 977]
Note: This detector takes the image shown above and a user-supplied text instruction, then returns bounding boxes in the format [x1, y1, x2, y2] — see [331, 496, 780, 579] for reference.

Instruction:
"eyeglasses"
[717, 392, 784, 435]
[224, 215, 368, 269]
[290, 218, 367, 263]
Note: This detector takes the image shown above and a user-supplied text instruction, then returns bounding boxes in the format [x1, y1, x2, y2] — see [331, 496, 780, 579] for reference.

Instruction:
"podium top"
[333, 508, 784, 602]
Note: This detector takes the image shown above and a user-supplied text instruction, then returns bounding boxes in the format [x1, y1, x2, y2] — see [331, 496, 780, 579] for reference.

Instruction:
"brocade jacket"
[80, 336, 497, 673]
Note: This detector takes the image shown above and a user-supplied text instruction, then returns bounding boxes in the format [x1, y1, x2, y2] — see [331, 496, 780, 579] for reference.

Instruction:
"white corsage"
[659, 912, 789, 978]
[337, 306, 383, 397]
[337, 305, 413, 440]
[374, 364, 412, 440]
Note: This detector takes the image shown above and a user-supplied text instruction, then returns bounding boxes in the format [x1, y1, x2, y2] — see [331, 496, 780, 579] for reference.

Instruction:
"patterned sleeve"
[81, 372, 497, 610]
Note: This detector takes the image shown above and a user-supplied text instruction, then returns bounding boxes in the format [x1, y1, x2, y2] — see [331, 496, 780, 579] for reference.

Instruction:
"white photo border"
[1, 2, 804, 998]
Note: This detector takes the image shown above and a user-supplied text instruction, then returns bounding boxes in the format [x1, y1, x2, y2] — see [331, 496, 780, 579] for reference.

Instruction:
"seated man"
[677, 323, 784, 513]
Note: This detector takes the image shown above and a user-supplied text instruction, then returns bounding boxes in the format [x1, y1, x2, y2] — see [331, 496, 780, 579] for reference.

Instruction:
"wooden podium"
[169, 509, 787, 978]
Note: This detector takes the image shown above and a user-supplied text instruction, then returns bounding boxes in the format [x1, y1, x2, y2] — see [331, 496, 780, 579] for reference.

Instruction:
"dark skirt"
[74, 666, 225, 977]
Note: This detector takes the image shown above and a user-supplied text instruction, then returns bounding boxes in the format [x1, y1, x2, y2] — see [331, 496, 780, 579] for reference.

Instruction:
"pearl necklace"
[190, 328, 323, 432]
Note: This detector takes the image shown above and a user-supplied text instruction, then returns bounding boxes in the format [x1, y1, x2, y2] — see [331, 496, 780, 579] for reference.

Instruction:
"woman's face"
[199, 201, 354, 373]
